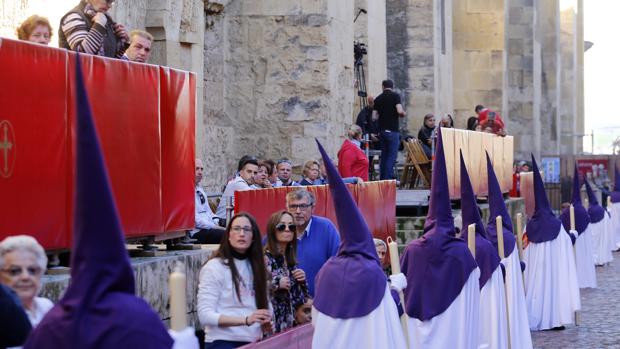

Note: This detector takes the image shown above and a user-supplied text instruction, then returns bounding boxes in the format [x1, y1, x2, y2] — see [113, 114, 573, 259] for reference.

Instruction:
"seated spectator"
[215, 157, 259, 223]
[275, 159, 300, 187]
[286, 189, 340, 296]
[475, 105, 507, 136]
[293, 297, 313, 326]
[466, 116, 479, 131]
[299, 160, 321, 186]
[263, 159, 279, 186]
[440, 114, 454, 128]
[418, 114, 435, 158]
[264, 211, 308, 334]
[252, 160, 273, 189]
[16, 15, 52, 45]
[191, 159, 225, 244]
[0, 284, 32, 348]
[355, 95, 379, 146]
[0, 236, 53, 328]
[59, 0, 129, 58]
[123, 29, 152, 63]
[337, 125, 369, 181]
[197, 213, 272, 348]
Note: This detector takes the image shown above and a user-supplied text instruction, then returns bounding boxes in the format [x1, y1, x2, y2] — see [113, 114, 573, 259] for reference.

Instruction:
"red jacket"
[478, 108, 505, 131]
[337, 140, 369, 181]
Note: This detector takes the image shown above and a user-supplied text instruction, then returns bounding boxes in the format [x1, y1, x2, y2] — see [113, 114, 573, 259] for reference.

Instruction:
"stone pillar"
[387, 0, 435, 134]
[504, 0, 535, 159]
[434, 0, 454, 121]
[452, 0, 504, 128]
[202, 0, 354, 191]
[559, 5, 576, 155]
[575, 0, 585, 154]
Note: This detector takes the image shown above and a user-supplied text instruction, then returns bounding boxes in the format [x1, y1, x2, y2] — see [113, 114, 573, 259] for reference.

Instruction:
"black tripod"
[354, 42, 368, 111]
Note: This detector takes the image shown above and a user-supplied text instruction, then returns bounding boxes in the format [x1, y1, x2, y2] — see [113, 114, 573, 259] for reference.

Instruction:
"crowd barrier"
[234, 180, 397, 243]
[441, 128, 514, 199]
[0, 38, 195, 250]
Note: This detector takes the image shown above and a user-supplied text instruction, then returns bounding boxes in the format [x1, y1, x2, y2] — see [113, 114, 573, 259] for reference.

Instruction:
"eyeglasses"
[2, 266, 42, 277]
[288, 203, 313, 210]
[276, 224, 296, 232]
[231, 226, 252, 233]
[196, 191, 205, 205]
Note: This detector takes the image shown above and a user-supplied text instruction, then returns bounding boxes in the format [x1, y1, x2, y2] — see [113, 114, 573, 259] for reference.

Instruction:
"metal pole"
[225, 196, 234, 226]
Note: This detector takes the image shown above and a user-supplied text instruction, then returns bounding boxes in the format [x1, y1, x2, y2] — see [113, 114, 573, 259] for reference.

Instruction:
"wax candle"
[496, 215, 505, 259]
[468, 224, 476, 258]
[570, 204, 576, 231]
[169, 263, 187, 331]
[387, 236, 400, 274]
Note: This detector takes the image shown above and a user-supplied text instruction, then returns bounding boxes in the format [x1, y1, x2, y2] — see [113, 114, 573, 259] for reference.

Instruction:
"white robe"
[478, 267, 508, 349]
[407, 268, 480, 349]
[312, 284, 407, 349]
[523, 225, 581, 330]
[590, 218, 613, 265]
[574, 227, 597, 288]
[501, 249, 533, 349]
[611, 202, 620, 249]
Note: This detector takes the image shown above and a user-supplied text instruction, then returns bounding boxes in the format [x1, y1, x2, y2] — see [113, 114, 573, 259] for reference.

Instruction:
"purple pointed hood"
[313, 140, 386, 319]
[459, 152, 500, 289]
[484, 153, 516, 256]
[611, 165, 620, 203]
[525, 155, 561, 243]
[585, 179, 605, 223]
[401, 128, 477, 321]
[560, 165, 590, 234]
[24, 55, 173, 349]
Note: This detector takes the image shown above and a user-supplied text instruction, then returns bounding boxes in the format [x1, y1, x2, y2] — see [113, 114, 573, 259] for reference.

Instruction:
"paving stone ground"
[531, 251, 620, 348]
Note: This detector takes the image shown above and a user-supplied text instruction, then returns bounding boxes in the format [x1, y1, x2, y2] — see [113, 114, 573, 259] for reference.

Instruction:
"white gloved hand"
[169, 327, 199, 349]
[569, 229, 578, 240]
[389, 273, 407, 292]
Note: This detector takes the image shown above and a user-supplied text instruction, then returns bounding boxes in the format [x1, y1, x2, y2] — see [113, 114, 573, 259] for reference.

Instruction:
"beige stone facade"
[1, 0, 585, 189]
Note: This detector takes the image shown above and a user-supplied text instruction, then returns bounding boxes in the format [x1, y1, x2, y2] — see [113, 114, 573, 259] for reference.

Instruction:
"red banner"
[0, 39, 195, 249]
[234, 181, 397, 243]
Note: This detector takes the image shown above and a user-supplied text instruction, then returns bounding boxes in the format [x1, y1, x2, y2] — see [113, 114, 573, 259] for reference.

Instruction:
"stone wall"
[560, 7, 576, 155]
[452, 0, 505, 129]
[202, 0, 354, 191]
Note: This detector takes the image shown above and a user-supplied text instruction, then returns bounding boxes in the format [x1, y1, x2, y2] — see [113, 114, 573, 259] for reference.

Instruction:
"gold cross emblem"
[0, 120, 15, 178]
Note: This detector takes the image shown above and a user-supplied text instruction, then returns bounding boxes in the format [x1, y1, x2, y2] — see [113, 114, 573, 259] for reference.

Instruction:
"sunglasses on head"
[276, 224, 296, 232]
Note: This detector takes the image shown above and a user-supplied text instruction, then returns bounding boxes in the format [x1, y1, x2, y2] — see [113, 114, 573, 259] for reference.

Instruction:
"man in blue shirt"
[286, 189, 340, 296]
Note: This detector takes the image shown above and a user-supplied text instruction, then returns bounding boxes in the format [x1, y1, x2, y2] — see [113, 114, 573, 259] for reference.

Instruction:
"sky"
[584, 1, 620, 154]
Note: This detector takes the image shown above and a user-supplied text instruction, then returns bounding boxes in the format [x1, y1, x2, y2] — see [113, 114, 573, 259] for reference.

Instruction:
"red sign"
[576, 159, 610, 180]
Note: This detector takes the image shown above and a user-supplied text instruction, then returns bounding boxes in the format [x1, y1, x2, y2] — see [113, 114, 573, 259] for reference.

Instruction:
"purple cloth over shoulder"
[525, 155, 561, 243]
[401, 128, 477, 321]
[484, 153, 516, 257]
[312, 140, 386, 318]
[459, 151, 500, 289]
[611, 165, 620, 203]
[585, 179, 605, 224]
[560, 165, 590, 234]
[24, 55, 173, 349]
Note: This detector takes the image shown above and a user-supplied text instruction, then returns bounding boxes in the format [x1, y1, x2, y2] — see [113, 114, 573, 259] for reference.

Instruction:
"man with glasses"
[275, 159, 300, 187]
[286, 189, 340, 296]
[215, 157, 259, 223]
[59, 0, 130, 58]
[191, 159, 225, 244]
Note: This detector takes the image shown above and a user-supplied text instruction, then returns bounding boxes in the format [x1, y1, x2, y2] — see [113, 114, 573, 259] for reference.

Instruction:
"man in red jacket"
[475, 105, 506, 136]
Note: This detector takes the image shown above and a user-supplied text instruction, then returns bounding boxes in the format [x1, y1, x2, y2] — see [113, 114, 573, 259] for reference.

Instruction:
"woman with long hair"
[197, 213, 271, 349]
[264, 210, 308, 333]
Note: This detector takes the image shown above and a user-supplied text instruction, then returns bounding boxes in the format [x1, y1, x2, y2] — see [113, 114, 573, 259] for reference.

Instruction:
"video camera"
[354, 41, 367, 64]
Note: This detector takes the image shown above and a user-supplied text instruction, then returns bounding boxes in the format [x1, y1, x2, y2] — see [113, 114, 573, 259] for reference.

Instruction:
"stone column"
[504, 0, 535, 159]
[575, 0, 585, 154]
[202, 0, 354, 191]
[434, 0, 454, 121]
[559, 5, 576, 155]
[452, 0, 504, 128]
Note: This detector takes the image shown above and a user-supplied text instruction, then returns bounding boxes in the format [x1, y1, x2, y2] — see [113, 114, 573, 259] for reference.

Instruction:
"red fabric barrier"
[234, 181, 397, 240]
[0, 40, 71, 249]
[239, 324, 314, 349]
[0, 39, 195, 249]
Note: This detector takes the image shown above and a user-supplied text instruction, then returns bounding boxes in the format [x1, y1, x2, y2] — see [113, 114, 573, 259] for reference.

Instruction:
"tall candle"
[496, 216, 505, 259]
[608, 196, 612, 207]
[387, 237, 401, 274]
[570, 204, 576, 231]
[169, 263, 187, 331]
[516, 213, 524, 261]
[584, 198, 589, 209]
[468, 224, 476, 258]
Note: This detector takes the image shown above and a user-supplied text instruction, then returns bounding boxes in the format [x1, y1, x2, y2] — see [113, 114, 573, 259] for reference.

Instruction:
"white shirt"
[197, 257, 265, 343]
[192, 186, 219, 236]
[9, 297, 54, 349]
[298, 219, 313, 240]
[215, 176, 252, 219]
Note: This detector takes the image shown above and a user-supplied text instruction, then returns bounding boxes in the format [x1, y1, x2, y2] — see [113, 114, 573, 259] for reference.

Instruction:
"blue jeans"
[379, 130, 400, 180]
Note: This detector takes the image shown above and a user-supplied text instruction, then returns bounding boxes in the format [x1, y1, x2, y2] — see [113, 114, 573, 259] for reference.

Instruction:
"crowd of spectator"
[14, 0, 154, 64]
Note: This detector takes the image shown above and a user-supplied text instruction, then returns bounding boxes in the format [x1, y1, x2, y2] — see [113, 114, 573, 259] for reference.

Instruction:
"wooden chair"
[400, 139, 432, 189]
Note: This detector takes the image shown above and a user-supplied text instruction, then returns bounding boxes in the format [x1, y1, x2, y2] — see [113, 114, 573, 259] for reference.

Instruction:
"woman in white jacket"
[197, 213, 271, 349]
